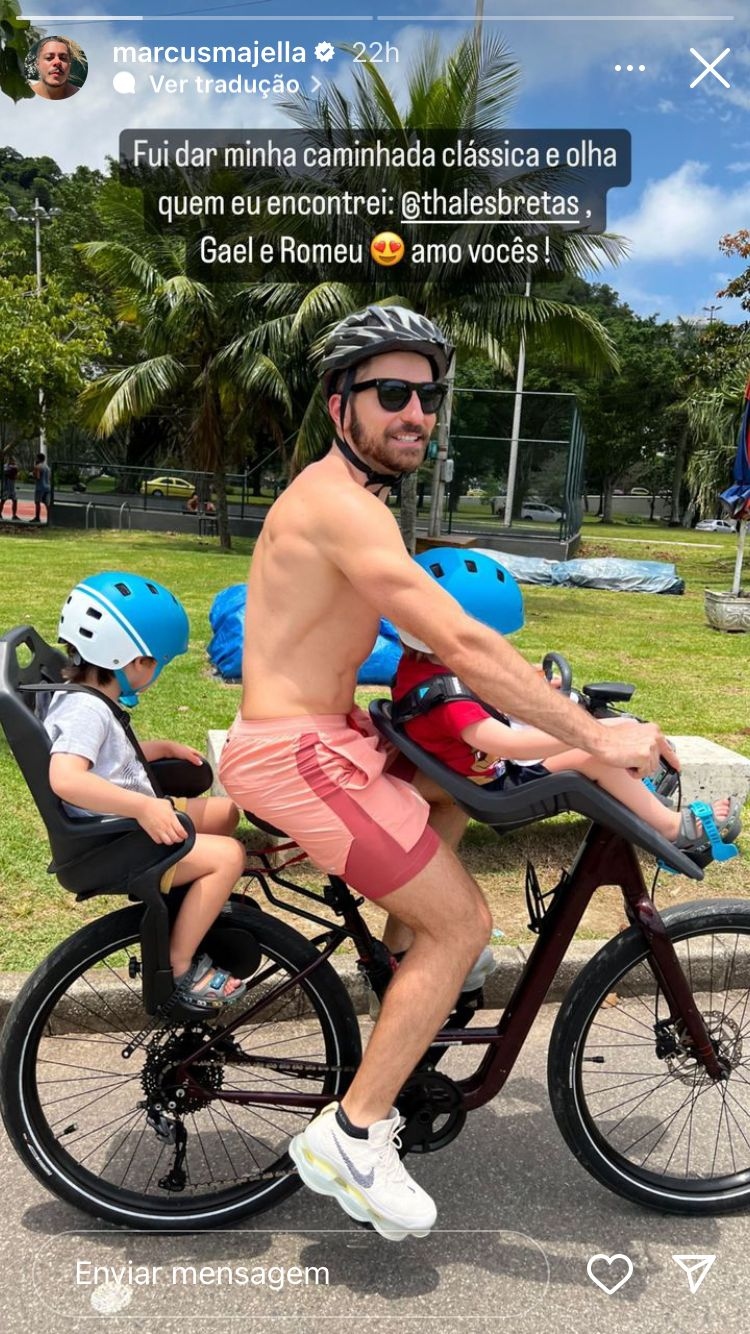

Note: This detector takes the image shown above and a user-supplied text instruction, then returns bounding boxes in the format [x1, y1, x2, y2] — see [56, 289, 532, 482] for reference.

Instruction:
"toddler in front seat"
[392, 549, 741, 865]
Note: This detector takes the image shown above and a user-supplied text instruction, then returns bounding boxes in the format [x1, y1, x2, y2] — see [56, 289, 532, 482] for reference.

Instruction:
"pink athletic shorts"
[218, 706, 439, 901]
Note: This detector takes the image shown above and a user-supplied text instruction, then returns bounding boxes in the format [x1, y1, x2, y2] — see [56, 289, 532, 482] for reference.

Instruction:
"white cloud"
[657, 99, 677, 113]
[610, 160, 750, 264]
[728, 161, 750, 173]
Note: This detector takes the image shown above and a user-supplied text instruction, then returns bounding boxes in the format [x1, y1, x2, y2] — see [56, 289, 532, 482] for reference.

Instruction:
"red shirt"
[391, 656, 500, 782]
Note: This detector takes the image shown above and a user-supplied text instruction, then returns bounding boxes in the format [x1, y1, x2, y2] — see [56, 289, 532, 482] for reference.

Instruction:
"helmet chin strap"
[334, 366, 404, 492]
[334, 432, 403, 492]
[114, 668, 139, 709]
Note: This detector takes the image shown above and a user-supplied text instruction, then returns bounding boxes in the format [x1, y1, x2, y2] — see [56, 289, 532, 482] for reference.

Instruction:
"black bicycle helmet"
[320, 305, 454, 392]
[320, 306, 454, 491]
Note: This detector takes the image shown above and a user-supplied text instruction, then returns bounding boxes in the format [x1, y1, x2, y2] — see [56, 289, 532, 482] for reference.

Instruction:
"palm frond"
[78, 356, 185, 436]
[76, 241, 166, 298]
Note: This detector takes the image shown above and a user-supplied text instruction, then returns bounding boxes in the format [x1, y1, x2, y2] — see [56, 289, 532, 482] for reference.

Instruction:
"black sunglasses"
[349, 378, 447, 414]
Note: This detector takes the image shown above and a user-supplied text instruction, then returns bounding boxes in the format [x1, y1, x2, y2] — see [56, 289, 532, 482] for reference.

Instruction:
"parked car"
[695, 518, 737, 533]
[140, 476, 194, 498]
[520, 501, 563, 523]
[629, 487, 651, 497]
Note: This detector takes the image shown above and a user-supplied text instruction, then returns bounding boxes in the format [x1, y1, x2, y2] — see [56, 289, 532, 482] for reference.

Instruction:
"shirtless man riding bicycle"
[218, 305, 673, 1241]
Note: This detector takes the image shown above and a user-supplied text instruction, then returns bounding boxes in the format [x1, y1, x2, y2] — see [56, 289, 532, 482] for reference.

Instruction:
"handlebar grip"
[647, 754, 681, 801]
[542, 652, 573, 695]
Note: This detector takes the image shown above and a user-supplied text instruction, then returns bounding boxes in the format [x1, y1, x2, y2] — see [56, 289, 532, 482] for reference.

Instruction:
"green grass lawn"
[0, 520, 747, 970]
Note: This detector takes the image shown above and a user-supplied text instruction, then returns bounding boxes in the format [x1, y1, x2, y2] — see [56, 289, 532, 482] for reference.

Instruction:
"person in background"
[1, 455, 19, 521]
[32, 453, 51, 523]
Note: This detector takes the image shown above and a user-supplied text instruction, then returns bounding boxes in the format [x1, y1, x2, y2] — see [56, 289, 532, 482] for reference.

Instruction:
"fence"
[49, 465, 279, 520]
[445, 387, 586, 541]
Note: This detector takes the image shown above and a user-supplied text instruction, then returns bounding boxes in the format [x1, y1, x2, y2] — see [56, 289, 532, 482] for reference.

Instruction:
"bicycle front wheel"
[548, 900, 750, 1215]
[0, 900, 361, 1229]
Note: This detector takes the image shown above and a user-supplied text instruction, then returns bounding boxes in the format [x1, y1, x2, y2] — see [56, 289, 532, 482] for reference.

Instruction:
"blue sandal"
[674, 799, 742, 865]
[173, 953, 247, 1015]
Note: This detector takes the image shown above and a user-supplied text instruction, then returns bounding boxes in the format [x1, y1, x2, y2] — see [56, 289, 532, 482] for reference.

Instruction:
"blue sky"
[8, 0, 750, 322]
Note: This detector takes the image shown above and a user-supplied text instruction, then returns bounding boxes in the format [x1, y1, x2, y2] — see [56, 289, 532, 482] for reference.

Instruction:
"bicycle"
[0, 625, 748, 1232]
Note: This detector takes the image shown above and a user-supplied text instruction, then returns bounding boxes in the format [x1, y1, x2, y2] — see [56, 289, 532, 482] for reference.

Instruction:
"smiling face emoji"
[370, 232, 405, 266]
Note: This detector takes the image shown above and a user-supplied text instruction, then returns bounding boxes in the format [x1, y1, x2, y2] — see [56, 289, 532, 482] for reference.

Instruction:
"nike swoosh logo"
[332, 1132, 375, 1188]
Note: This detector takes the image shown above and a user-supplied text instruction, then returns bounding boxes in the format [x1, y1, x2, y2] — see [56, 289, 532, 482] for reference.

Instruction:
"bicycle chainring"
[395, 1070, 466, 1154]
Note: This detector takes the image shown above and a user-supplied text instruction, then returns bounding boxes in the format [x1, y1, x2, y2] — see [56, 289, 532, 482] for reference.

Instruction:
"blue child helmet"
[398, 548, 524, 650]
[58, 570, 189, 706]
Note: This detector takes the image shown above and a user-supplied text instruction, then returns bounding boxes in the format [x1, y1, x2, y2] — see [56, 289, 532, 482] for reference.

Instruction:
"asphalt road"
[1, 1004, 748, 1334]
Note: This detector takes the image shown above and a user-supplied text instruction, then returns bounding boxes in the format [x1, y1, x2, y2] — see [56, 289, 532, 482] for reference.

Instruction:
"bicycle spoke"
[574, 927, 750, 1190]
[16, 916, 355, 1217]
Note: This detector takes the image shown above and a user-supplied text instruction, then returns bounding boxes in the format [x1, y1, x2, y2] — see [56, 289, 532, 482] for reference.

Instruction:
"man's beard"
[349, 401, 429, 476]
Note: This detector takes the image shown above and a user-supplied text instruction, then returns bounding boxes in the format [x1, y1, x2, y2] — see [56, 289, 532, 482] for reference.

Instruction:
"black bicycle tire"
[0, 900, 361, 1229]
[548, 899, 750, 1215]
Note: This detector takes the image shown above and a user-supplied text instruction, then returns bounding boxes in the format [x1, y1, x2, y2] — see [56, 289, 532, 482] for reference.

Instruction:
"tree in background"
[718, 230, 750, 310]
[0, 273, 109, 453]
[77, 183, 293, 550]
[0, 0, 33, 102]
[525, 278, 689, 521]
[685, 325, 750, 519]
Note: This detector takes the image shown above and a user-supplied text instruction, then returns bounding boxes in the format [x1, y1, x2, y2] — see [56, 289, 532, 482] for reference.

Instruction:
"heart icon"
[373, 241, 386, 253]
[389, 240, 401, 253]
[586, 1253, 634, 1296]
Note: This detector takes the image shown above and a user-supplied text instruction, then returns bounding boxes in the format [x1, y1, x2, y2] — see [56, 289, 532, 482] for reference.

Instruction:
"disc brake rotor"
[666, 1011, 742, 1086]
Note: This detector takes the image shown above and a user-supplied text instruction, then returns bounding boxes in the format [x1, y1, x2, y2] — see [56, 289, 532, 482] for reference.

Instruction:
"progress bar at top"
[381, 12, 735, 18]
[23, 11, 737, 18]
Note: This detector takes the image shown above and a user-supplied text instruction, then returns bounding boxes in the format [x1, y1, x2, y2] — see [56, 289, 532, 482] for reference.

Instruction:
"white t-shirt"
[44, 690, 155, 816]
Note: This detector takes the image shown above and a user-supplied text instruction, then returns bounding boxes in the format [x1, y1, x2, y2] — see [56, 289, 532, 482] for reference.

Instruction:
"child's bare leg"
[168, 833, 245, 988]
[185, 796, 240, 837]
[543, 750, 731, 839]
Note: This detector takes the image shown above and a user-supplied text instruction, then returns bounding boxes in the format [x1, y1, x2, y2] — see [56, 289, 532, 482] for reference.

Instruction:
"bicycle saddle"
[369, 699, 702, 880]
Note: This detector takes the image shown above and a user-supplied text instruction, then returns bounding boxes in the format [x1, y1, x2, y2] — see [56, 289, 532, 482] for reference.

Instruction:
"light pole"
[703, 303, 722, 325]
[4, 198, 62, 463]
[425, 0, 485, 540]
[503, 273, 532, 527]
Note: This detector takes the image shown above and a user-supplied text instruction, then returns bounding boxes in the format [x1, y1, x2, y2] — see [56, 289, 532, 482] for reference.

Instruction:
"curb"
[0, 941, 607, 1030]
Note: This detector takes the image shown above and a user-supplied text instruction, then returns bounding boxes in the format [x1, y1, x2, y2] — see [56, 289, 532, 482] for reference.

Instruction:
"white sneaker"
[288, 1102, 436, 1241]
[461, 945, 496, 992]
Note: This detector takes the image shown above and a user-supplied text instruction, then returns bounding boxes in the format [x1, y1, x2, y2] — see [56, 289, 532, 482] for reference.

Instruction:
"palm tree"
[77, 183, 292, 549]
[239, 31, 625, 514]
[685, 333, 750, 594]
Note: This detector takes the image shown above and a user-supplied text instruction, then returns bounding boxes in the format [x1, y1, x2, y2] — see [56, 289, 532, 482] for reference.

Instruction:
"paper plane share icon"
[672, 1255, 716, 1294]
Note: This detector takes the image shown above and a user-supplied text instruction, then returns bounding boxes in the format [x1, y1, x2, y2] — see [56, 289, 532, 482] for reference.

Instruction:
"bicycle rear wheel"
[0, 900, 361, 1229]
[548, 900, 750, 1214]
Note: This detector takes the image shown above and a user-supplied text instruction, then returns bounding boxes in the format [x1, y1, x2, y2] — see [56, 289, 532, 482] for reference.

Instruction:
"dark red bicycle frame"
[177, 821, 725, 1109]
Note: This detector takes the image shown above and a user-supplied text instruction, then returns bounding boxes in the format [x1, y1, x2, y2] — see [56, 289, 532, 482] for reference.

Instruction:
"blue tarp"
[207, 584, 246, 680]
[477, 550, 684, 595]
[207, 585, 402, 684]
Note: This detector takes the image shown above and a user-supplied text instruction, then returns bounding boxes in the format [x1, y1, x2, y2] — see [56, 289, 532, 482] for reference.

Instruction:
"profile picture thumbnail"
[25, 35, 88, 100]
